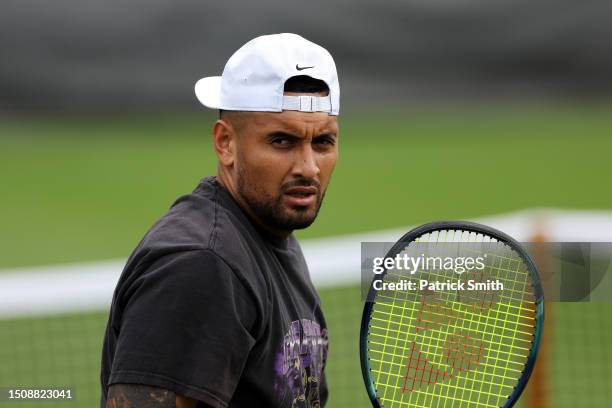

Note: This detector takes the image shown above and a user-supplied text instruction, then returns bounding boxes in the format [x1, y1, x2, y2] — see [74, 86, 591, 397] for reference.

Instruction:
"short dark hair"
[220, 75, 329, 118]
[283, 75, 329, 93]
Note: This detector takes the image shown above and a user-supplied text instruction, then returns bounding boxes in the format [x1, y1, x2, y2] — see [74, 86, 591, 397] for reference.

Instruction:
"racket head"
[360, 221, 544, 408]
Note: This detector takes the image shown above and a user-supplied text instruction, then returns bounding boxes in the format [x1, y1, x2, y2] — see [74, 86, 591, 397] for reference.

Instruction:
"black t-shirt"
[100, 177, 328, 408]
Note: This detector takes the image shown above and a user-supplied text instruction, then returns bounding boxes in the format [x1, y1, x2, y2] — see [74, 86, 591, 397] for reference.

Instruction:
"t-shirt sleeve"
[108, 249, 259, 407]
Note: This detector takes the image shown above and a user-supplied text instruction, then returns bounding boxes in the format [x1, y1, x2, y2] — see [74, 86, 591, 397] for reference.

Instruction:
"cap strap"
[282, 95, 331, 113]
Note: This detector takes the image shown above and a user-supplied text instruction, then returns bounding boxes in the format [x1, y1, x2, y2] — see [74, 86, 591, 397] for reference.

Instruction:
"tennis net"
[1, 210, 611, 407]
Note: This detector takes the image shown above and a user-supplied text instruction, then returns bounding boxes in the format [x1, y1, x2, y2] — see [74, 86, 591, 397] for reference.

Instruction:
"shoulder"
[129, 177, 254, 265]
[116, 177, 271, 314]
[136, 177, 260, 259]
[137, 178, 222, 254]
[113, 247, 267, 340]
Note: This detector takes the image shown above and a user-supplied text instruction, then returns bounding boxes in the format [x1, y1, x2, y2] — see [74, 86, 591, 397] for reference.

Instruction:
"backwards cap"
[195, 33, 339, 115]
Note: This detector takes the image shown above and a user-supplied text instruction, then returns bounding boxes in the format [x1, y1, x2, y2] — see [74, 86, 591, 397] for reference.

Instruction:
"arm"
[107, 250, 258, 406]
[106, 384, 202, 408]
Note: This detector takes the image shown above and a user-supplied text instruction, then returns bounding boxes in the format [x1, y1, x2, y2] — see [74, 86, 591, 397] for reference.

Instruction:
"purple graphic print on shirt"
[275, 319, 329, 407]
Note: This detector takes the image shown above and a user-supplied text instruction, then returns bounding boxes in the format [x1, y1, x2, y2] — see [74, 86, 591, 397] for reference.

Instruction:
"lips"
[284, 186, 318, 207]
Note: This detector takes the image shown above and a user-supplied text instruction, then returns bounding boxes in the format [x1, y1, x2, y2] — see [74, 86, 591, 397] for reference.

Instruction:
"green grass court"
[1, 109, 611, 406]
[1, 296, 609, 407]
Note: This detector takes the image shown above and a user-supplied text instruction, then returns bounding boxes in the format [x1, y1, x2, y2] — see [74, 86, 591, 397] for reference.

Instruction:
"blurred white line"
[2, 208, 612, 318]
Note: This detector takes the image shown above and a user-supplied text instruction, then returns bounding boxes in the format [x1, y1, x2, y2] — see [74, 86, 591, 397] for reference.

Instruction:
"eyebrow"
[266, 131, 300, 140]
[265, 131, 337, 140]
[315, 132, 337, 140]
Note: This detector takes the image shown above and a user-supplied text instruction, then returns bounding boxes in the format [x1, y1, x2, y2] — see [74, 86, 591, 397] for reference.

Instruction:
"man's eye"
[272, 138, 290, 145]
[314, 137, 335, 146]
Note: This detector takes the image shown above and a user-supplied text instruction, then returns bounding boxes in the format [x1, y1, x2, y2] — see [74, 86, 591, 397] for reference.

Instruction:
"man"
[100, 33, 340, 408]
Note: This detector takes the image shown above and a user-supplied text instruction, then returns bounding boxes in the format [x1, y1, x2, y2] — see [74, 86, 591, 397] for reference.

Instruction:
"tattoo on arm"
[107, 384, 176, 408]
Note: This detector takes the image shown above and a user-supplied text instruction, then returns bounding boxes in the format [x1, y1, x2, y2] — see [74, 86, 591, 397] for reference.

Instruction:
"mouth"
[283, 186, 318, 207]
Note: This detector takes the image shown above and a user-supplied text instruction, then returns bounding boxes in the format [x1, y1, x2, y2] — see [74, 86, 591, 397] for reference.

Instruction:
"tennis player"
[100, 33, 340, 408]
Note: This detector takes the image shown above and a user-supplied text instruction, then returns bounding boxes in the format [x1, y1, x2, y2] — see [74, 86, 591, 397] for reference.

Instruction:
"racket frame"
[360, 220, 545, 408]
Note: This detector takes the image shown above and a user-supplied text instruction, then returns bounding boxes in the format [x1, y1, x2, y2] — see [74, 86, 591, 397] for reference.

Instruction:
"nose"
[292, 144, 320, 180]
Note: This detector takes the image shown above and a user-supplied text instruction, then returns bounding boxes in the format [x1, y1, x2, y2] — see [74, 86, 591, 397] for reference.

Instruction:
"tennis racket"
[360, 221, 544, 408]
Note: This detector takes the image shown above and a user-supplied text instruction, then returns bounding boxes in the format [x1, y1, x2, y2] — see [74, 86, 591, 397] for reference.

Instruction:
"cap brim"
[194, 76, 222, 109]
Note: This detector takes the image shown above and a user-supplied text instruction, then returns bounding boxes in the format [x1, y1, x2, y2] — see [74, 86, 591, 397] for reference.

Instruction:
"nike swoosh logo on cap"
[296, 64, 315, 71]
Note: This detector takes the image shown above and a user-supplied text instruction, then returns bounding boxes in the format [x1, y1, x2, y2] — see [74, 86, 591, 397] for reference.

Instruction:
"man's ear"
[212, 119, 237, 167]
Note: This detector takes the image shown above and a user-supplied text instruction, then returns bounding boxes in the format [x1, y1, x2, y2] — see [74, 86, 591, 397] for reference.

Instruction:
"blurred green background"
[3, 0, 612, 405]
[1, 109, 611, 407]
[3, 109, 612, 267]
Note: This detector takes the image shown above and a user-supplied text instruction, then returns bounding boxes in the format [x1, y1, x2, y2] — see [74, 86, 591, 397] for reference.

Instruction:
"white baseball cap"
[194, 33, 340, 115]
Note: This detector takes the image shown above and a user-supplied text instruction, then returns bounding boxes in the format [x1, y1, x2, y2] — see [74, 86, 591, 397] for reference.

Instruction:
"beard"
[236, 166, 325, 233]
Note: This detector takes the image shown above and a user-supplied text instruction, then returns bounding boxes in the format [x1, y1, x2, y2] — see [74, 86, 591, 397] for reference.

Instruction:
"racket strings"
[367, 229, 539, 408]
